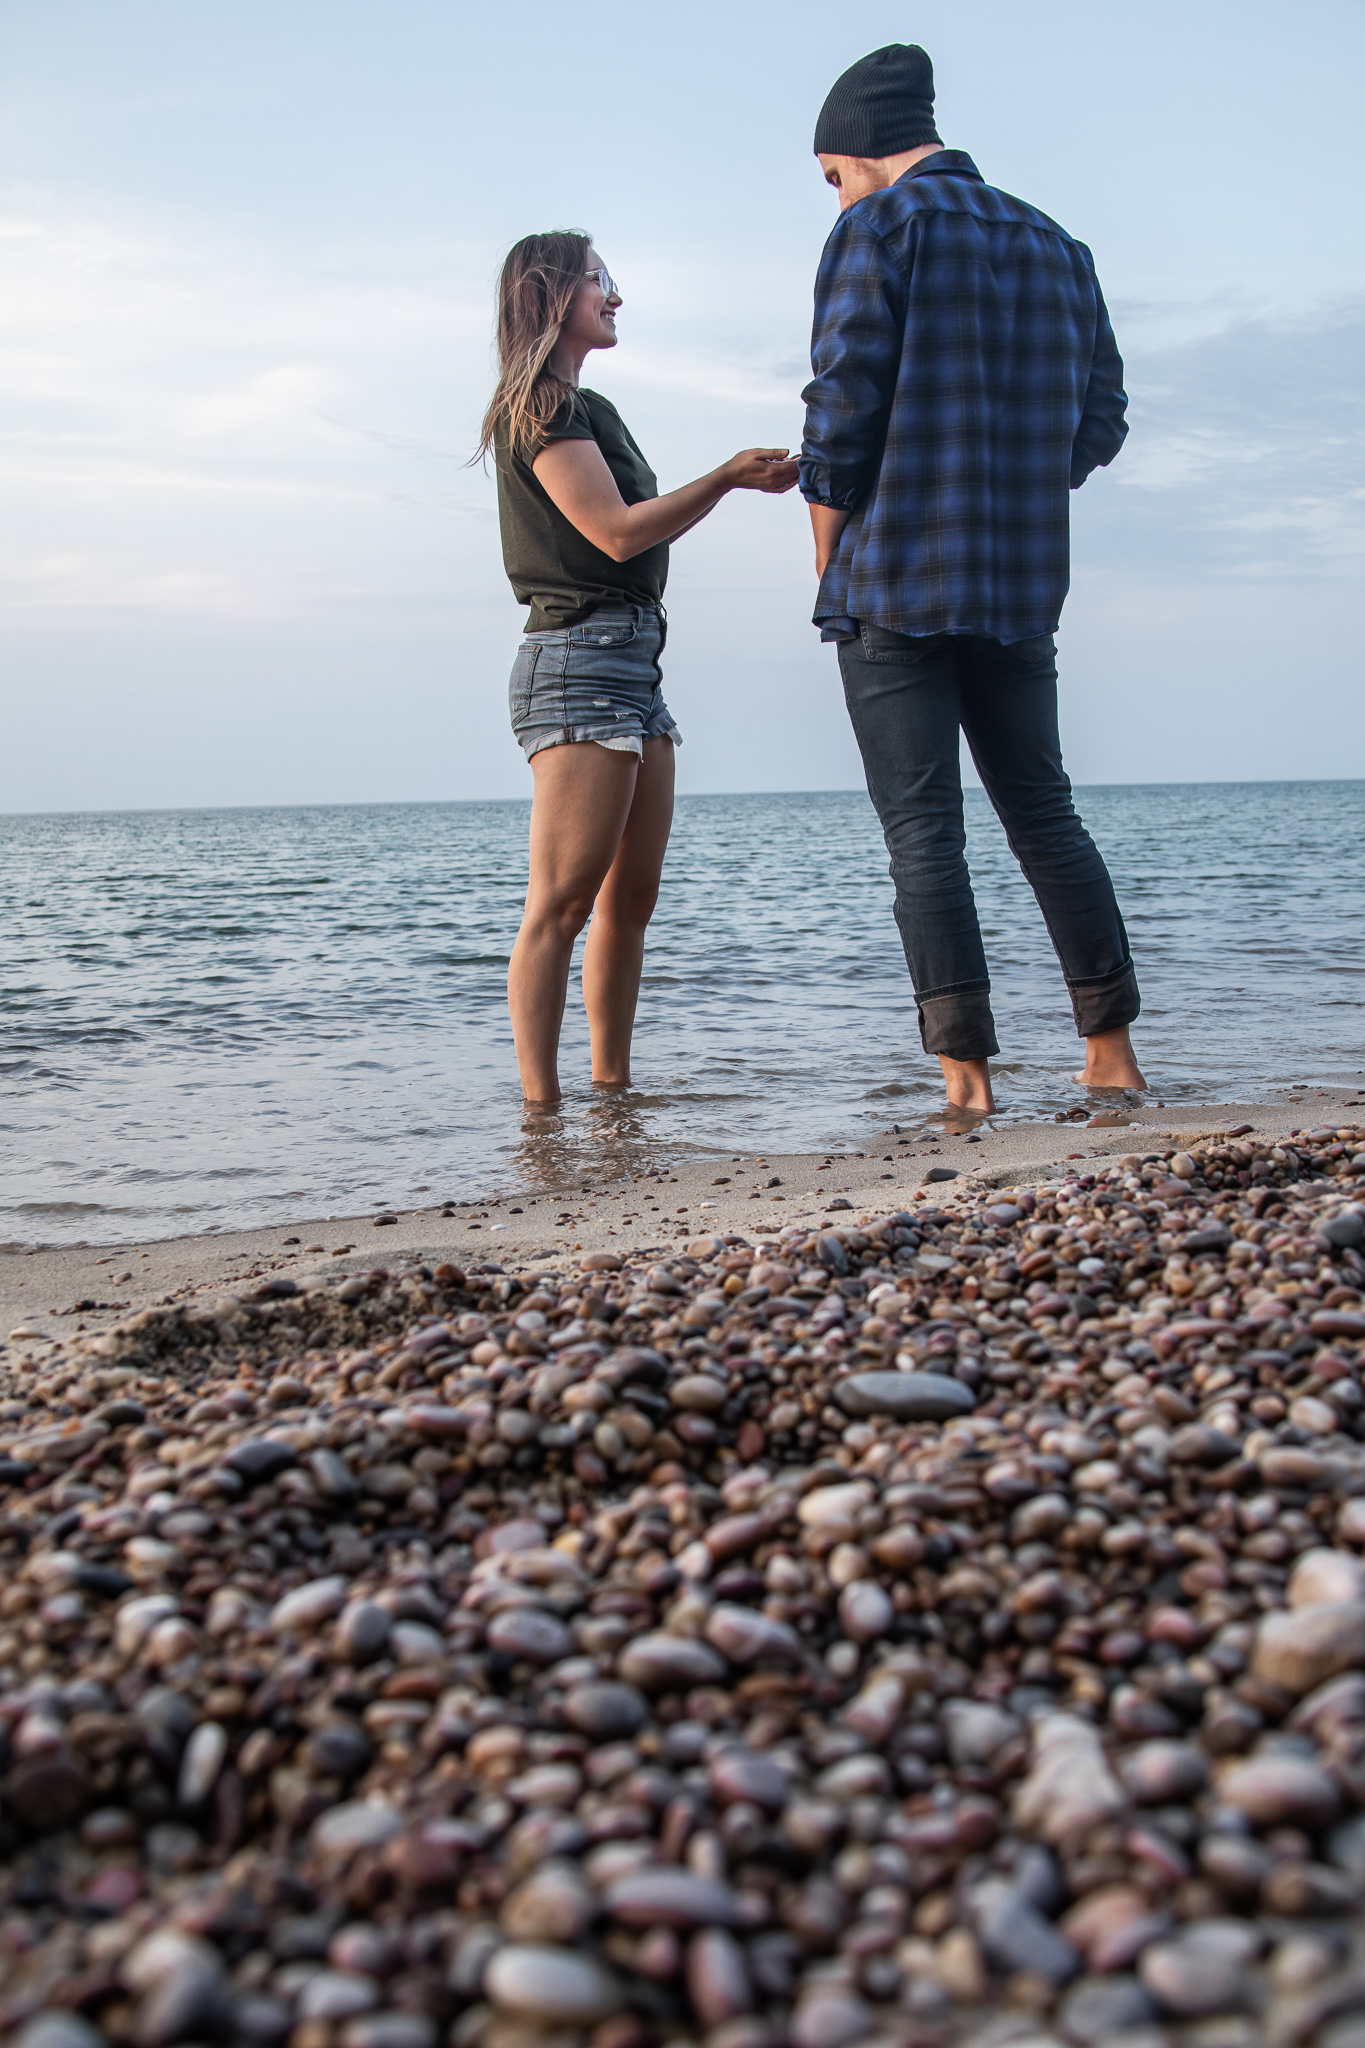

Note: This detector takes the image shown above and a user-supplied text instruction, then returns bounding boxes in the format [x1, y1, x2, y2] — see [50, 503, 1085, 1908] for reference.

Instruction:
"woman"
[479, 230, 798, 1105]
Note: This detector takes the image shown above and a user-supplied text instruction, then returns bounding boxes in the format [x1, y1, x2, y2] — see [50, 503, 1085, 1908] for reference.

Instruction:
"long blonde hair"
[477, 230, 592, 463]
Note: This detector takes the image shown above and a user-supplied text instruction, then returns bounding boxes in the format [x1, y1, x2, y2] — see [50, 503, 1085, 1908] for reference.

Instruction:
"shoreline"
[5, 1086, 1359, 1353]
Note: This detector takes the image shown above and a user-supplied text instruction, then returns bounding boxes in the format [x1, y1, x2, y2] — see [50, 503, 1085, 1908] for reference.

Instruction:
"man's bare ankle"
[938, 1054, 996, 1114]
[1075, 1027, 1146, 1090]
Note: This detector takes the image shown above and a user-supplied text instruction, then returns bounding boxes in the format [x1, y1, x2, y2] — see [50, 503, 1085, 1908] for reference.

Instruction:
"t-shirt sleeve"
[526, 389, 596, 461]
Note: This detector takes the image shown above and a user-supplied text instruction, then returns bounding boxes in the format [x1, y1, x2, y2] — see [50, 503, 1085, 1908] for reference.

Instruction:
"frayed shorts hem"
[520, 725, 681, 763]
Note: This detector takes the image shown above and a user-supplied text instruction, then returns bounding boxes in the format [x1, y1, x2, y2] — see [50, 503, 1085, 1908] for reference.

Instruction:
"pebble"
[706, 1602, 805, 1665]
[1251, 1601, 1365, 1693]
[1015, 1712, 1128, 1842]
[834, 1369, 976, 1420]
[486, 1605, 574, 1663]
[686, 1927, 754, 2028]
[602, 1868, 740, 1926]
[270, 1573, 349, 1633]
[484, 1944, 626, 2023]
[618, 1631, 727, 1689]
[177, 1719, 227, 1805]
[3, 1122, 1365, 2048]
[1139, 1922, 1260, 2016]
[335, 1598, 392, 1662]
[501, 1860, 594, 1943]
[296, 1971, 382, 2021]
[310, 1800, 403, 1862]
[13, 2017, 106, 2048]
[562, 1679, 647, 1738]
[1217, 1753, 1341, 1827]
[1060, 1981, 1156, 2046]
[790, 1985, 873, 2048]
[1119, 1739, 1208, 1803]
[838, 1577, 894, 1641]
[1288, 1546, 1365, 1607]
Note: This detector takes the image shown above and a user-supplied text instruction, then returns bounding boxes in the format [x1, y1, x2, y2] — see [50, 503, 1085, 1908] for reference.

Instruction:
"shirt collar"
[899, 149, 982, 184]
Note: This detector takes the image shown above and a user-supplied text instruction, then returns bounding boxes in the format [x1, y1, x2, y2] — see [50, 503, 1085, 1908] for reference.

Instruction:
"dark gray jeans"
[838, 622, 1139, 1060]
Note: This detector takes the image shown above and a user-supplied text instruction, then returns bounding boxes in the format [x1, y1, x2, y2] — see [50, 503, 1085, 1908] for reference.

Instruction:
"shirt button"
[599, 635, 611, 643]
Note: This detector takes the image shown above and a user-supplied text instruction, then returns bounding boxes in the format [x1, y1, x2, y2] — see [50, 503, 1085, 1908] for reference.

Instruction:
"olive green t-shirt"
[494, 387, 669, 633]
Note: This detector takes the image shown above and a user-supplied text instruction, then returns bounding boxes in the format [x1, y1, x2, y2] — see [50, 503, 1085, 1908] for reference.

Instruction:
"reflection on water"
[1, 783, 1360, 1245]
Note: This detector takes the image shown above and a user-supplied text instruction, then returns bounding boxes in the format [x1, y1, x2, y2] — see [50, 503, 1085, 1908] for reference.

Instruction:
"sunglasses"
[582, 265, 619, 301]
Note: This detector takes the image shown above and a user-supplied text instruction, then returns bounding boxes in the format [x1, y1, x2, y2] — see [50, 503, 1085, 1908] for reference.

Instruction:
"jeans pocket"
[508, 643, 538, 725]
[571, 617, 639, 650]
[859, 620, 934, 664]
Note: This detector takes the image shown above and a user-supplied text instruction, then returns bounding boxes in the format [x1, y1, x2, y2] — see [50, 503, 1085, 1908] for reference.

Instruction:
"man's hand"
[723, 448, 801, 493]
[809, 504, 851, 577]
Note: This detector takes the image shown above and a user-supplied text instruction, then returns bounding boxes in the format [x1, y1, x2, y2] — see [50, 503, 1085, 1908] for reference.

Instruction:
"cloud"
[1097, 295, 1365, 582]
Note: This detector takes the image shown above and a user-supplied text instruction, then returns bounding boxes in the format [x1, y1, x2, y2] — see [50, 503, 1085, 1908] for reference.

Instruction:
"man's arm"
[1071, 263, 1128, 488]
[799, 213, 905, 568]
[809, 506, 851, 576]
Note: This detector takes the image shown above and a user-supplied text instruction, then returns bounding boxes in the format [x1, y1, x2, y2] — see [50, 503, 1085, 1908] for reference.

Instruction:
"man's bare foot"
[1074, 1025, 1146, 1090]
[938, 1054, 996, 1114]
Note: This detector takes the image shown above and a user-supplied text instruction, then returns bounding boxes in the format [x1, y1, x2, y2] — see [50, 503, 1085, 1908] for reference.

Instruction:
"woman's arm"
[531, 440, 798, 563]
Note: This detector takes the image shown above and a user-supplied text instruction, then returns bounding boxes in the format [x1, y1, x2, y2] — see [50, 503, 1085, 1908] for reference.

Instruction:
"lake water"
[2, 783, 1361, 1247]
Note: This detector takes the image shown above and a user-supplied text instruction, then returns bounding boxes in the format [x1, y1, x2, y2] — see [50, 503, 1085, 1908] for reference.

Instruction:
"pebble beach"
[3, 1119, 1365, 2048]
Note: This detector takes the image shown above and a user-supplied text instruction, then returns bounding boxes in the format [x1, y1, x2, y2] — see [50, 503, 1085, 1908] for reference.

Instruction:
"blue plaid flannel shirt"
[799, 151, 1128, 643]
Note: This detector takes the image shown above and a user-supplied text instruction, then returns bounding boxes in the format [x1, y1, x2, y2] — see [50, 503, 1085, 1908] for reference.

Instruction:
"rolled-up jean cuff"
[1068, 962, 1141, 1039]
[917, 990, 999, 1060]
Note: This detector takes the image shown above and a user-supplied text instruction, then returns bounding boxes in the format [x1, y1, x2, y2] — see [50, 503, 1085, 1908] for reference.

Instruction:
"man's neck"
[875, 141, 945, 189]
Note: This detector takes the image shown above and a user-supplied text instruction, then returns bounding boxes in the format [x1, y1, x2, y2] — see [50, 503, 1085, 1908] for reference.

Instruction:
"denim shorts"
[509, 603, 682, 761]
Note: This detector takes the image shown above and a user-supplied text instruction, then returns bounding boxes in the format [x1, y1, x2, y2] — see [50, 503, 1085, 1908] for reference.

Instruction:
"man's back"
[800, 150, 1128, 645]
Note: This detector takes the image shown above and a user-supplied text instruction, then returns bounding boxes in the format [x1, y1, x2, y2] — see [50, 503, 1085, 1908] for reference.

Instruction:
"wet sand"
[5, 1089, 1358, 1356]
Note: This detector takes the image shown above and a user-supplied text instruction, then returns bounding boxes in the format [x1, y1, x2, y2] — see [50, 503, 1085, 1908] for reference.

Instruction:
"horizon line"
[1, 774, 1363, 822]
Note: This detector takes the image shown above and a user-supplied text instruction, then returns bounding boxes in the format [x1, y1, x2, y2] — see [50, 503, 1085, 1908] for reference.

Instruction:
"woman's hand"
[723, 448, 801, 493]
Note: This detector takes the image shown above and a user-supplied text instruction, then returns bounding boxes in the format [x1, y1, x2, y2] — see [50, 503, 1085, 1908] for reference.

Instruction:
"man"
[799, 43, 1145, 1115]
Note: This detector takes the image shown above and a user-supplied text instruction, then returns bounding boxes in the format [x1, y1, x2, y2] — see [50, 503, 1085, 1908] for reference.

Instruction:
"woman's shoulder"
[578, 388, 622, 426]
[499, 389, 594, 469]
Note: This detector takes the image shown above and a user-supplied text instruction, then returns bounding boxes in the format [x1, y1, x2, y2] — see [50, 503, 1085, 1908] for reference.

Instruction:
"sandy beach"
[5, 1088, 1359, 1355]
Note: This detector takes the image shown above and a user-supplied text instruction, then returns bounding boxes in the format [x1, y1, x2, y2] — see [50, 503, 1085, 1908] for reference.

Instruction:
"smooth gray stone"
[1060, 1974, 1156, 2044]
[617, 1631, 727, 1690]
[562, 1680, 647, 1738]
[971, 1876, 1079, 1985]
[486, 1605, 573, 1665]
[834, 1370, 975, 1421]
[15, 2015, 106, 2048]
[484, 1946, 624, 2025]
[602, 1867, 740, 1927]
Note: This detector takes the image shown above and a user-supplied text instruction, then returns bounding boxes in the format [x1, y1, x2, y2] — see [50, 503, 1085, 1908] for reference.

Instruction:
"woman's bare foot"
[1074, 1025, 1146, 1090]
[938, 1054, 996, 1114]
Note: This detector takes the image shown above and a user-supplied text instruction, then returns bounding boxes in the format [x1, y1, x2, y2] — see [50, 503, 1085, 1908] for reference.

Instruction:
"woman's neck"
[548, 336, 589, 387]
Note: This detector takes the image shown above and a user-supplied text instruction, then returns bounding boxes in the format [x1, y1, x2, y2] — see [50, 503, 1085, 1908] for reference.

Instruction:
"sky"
[1, 0, 1362, 813]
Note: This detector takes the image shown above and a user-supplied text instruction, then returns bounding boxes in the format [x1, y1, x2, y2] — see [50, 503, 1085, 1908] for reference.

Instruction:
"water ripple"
[1, 784, 1360, 1245]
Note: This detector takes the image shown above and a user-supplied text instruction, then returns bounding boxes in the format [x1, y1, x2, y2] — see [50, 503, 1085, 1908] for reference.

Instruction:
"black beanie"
[813, 43, 941, 158]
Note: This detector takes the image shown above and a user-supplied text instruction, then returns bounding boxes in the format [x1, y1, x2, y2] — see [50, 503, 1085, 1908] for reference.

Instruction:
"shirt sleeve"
[527, 389, 596, 460]
[1071, 258, 1128, 489]
[799, 213, 905, 510]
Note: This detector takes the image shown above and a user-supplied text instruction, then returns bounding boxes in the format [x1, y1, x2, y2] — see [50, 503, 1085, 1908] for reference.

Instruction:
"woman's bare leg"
[508, 743, 640, 1104]
[582, 735, 675, 1085]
